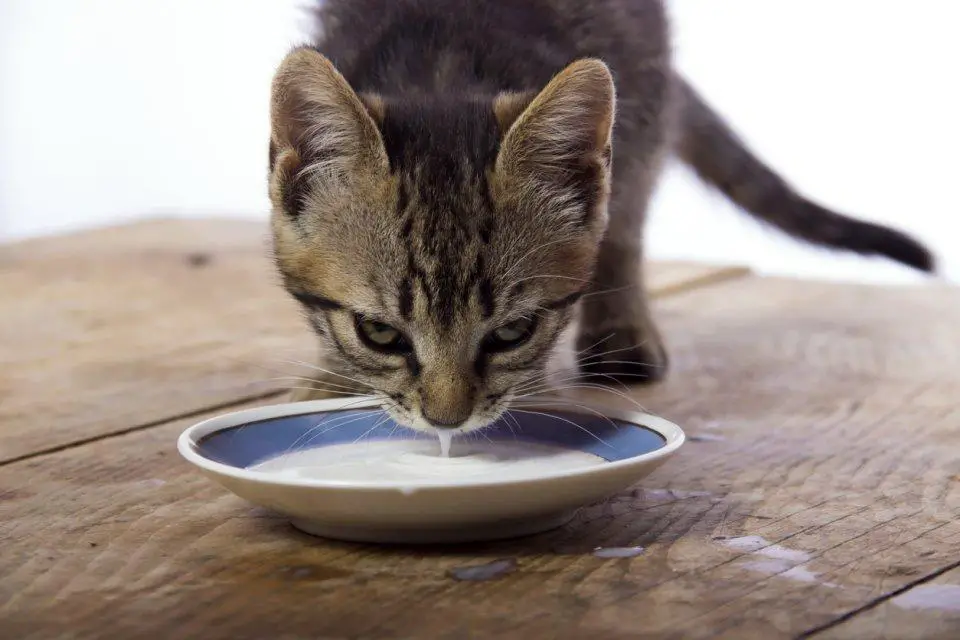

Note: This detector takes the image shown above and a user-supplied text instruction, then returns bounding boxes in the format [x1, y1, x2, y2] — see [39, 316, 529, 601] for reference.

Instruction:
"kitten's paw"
[576, 328, 668, 385]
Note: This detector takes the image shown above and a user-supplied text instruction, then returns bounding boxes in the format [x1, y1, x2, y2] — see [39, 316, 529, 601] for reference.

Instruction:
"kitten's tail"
[673, 76, 935, 272]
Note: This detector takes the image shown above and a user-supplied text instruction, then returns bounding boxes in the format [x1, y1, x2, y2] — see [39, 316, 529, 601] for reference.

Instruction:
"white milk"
[437, 430, 453, 458]
[251, 439, 604, 485]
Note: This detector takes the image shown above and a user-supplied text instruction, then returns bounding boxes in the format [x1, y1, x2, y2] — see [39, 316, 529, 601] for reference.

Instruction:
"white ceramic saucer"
[177, 397, 685, 544]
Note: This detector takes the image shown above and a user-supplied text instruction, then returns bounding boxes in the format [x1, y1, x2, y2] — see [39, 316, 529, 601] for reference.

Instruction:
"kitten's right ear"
[269, 47, 388, 217]
[494, 59, 616, 227]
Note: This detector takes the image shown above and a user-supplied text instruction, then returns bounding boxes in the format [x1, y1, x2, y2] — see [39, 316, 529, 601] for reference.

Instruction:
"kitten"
[267, 0, 934, 432]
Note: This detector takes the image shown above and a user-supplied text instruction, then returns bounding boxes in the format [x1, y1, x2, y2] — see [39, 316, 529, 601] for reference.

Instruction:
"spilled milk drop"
[449, 558, 517, 581]
[437, 429, 453, 458]
[593, 546, 645, 559]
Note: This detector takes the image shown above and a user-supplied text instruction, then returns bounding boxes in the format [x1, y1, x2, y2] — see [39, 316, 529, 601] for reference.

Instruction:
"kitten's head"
[268, 48, 615, 433]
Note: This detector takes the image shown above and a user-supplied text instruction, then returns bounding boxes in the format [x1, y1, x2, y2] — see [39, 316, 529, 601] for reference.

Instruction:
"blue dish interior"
[198, 409, 667, 469]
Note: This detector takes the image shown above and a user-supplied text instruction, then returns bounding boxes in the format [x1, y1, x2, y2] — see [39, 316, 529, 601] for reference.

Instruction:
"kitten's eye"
[355, 316, 411, 353]
[485, 316, 537, 352]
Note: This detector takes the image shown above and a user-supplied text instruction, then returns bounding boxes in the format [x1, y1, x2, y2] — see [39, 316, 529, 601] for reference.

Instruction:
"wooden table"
[2, 219, 958, 639]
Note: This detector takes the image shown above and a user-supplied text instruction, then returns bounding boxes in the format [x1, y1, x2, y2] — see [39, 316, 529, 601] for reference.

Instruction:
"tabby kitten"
[267, 0, 933, 433]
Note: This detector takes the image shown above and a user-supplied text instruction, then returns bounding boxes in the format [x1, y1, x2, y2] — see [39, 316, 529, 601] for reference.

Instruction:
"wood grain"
[640, 261, 749, 298]
[815, 565, 960, 639]
[0, 218, 311, 463]
[2, 273, 958, 639]
[571, 276, 960, 639]
[0, 218, 745, 463]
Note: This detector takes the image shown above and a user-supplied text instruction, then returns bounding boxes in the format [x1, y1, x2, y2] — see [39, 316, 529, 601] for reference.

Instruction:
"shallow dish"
[177, 397, 685, 544]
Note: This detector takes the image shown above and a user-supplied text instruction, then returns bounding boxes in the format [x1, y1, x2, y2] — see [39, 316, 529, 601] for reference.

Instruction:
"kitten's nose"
[422, 413, 467, 429]
[420, 372, 473, 429]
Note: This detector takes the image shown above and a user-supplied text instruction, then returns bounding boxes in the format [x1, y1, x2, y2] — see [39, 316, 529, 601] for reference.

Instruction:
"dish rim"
[177, 396, 685, 491]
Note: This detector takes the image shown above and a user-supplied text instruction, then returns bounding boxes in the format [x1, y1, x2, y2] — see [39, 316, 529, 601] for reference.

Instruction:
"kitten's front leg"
[576, 169, 668, 385]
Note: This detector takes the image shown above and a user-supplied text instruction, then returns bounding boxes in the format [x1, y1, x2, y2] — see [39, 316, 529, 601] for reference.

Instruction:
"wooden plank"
[567, 275, 960, 639]
[0, 218, 312, 464]
[644, 261, 749, 297]
[0, 218, 745, 463]
[814, 565, 960, 639]
[1, 275, 958, 639]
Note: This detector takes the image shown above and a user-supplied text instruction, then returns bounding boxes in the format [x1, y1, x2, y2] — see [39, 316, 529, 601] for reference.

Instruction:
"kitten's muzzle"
[419, 371, 474, 429]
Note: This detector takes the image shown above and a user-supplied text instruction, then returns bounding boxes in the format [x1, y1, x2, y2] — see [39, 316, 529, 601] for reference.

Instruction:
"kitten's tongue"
[437, 430, 453, 458]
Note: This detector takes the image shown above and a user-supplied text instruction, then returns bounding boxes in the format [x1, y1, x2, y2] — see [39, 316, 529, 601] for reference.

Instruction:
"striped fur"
[267, 0, 934, 433]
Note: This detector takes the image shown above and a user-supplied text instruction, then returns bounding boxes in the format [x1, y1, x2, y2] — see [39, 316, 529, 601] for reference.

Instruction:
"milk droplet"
[437, 430, 453, 458]
[593, 546, 645, 559]
[893, 585, 960, 612]
[448, 558, 517, 581]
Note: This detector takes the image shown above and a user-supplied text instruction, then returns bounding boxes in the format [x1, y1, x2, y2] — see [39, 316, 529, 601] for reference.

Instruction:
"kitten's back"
[312, 0, 669, 95]
[308, 0, 934, 273]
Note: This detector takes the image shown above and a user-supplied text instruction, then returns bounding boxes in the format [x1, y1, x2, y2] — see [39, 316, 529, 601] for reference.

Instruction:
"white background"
[1, 1, 957, 285]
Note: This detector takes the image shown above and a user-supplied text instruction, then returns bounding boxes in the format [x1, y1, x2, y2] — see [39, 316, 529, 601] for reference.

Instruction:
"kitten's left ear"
[269, 47, 388, 216]
[494, 58, 616, 223]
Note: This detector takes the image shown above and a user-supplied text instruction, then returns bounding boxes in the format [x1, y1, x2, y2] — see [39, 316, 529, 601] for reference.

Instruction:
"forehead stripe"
[290, 291, 343, 310]
[398, 276, 414, 320]
[478, 277, 496, 318]
[543, 290, 584, 310]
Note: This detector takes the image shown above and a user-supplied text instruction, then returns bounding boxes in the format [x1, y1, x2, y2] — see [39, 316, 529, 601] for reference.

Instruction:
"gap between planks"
[799, 559, 960, 638]
[0, 390, 286, 467]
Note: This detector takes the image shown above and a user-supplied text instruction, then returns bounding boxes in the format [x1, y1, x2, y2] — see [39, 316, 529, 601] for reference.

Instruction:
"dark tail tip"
[675, 75, 937, 275]
[838, 217, 935, 273]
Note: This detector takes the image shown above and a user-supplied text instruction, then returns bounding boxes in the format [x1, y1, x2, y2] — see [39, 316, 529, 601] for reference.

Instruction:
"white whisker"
[512, 398, 622, 434]
[281, 397, 382, 455]
[273, 359, 371, 388]
[265, 375, 371, 393]
[282, 385, 381, 398]
[579, 282, 641, 300]
[517, 383, 649, 414]
[350, 412, 393, 445]
[509, 274, 594, 286]
[575, 332, 617, 357]
[574, 341, 653, 364]
[510, 408, 613, 449]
